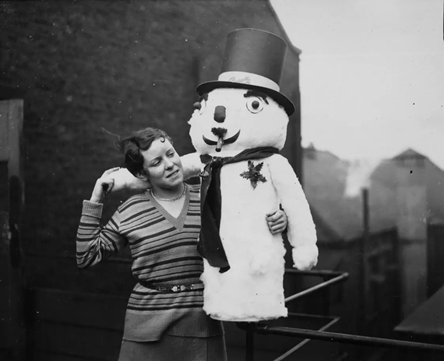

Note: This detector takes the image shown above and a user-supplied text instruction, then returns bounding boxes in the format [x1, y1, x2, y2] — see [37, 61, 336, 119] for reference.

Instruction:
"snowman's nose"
[214, 106, 226, 123]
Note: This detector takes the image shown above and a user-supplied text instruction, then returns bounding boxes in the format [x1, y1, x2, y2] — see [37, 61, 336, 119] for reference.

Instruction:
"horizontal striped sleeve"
[76, 200, 128, 268]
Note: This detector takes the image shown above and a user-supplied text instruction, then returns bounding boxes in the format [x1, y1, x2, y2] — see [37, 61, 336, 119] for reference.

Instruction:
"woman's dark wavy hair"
[116, 127, 173, 177]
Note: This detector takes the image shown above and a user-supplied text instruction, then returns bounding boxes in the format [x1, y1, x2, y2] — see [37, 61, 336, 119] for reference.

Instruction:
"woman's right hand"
[89, 167, 150, 203]
[90, 167, 121, 203]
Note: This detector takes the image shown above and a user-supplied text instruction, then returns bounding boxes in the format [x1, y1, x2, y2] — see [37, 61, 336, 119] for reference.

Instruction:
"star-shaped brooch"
[240, 161, 267, 189]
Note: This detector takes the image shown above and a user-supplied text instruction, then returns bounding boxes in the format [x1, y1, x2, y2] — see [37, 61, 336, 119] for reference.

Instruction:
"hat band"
[218, 71, 280, 92]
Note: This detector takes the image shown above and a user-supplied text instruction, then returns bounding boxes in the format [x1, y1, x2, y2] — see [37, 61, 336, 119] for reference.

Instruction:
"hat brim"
[197, 81, 295, 116]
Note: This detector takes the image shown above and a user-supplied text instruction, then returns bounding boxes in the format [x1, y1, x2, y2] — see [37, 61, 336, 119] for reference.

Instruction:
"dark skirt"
[118, 334, 227, 361]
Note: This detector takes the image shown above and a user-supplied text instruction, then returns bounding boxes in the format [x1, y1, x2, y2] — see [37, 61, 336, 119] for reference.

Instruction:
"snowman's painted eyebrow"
[243, 90, 269, 104]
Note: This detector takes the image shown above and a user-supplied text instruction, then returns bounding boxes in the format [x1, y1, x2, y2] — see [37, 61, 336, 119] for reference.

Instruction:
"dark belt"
[139, 280, 204, 293]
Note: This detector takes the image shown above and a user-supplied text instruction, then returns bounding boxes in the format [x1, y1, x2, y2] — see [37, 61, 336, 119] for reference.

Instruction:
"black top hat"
[197, 28, 295, 116]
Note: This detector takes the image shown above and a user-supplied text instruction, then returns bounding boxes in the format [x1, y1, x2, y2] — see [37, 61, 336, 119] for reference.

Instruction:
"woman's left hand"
[266, 209, 288, 235]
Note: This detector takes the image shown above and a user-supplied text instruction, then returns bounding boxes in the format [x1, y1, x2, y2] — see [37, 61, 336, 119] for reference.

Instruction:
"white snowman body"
[188, 88, 318, 321]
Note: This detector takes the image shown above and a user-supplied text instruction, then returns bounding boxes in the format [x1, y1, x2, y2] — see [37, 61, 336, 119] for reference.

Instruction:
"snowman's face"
[188, 88, 288, 156]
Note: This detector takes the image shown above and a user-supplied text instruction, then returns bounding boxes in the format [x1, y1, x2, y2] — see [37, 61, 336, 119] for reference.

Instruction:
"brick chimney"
[393, 149, 427, 317]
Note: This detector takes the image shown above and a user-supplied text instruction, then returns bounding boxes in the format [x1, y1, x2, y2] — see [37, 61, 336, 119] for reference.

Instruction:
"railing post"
[359, 188, 369, 334]
[245, 323, 255, 361]
[321, 275, 331, 315]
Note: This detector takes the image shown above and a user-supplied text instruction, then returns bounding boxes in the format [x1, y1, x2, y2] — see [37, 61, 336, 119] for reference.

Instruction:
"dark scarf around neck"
[197, 147, 279, 273]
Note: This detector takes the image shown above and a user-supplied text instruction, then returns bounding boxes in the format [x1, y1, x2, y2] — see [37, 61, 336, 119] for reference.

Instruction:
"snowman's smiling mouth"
[203, 130, 241, 152]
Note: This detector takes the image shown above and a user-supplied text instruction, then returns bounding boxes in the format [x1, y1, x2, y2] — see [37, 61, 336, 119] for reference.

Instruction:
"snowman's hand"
[292, 245, 318, 271]
[181, 152, 204, 180]
[109, 168, 150, 192]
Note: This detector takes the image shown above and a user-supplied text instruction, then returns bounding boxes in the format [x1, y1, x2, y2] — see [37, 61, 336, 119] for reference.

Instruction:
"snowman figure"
[188, 28, 318, 322]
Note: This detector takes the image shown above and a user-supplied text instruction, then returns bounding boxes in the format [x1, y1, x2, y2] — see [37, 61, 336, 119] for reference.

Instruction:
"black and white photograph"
[1, 1, 443, 360]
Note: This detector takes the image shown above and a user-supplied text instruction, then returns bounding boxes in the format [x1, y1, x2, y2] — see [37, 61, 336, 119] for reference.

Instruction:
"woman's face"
[139, 138, 184, 192]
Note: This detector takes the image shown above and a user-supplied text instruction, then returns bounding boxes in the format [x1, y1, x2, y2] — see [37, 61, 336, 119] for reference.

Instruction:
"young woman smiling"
[76, 127, 288, 361]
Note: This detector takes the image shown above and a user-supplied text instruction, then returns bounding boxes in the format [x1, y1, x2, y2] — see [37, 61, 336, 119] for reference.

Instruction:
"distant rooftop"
[303, 146, 444, 242]
[392, 148, 428, 161]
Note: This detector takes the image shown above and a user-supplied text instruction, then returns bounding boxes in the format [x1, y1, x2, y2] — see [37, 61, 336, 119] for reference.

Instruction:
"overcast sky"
[270, 0, 444, 169]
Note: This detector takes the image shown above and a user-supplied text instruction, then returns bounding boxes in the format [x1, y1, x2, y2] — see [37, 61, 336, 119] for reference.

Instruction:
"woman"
[76, 127, 287, 361]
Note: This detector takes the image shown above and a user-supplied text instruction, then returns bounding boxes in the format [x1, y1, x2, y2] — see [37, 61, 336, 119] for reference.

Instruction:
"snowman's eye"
[246, 97, 264, 113]
[194, 100, 206, 115]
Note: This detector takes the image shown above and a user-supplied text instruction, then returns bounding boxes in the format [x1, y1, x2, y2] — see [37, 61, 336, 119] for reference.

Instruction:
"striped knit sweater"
[76, 184, 223, 341]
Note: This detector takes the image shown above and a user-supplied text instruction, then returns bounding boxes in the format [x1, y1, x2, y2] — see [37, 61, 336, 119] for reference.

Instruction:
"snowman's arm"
[180, 152, 204, 180]
[107, 152, 204, 192]
[107, 168, 149, 192]
[267, 154, 318, 270]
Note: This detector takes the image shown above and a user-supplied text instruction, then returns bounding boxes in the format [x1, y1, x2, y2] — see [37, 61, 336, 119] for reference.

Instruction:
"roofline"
[265, 0, 302, 55]
[392, 148, 428, 161]
[392, 147, 443, 171]
[302, 146, 344, 162]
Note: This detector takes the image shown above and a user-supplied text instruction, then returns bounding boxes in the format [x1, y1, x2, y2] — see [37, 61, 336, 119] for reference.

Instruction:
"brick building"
[0, 1, 305, 360]
[1, 0, 302, 288]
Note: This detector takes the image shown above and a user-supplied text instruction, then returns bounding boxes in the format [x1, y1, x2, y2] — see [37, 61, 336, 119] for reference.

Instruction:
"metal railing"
[237, 269, 444, 361]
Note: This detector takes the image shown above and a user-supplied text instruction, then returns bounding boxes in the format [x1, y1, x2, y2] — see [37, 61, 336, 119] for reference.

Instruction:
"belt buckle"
[171, 285, 189, 292]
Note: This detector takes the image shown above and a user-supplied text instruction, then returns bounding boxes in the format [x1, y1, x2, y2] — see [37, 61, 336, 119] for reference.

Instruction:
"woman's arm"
[76, 168, 128, 268]
[266, 208, 287, 235]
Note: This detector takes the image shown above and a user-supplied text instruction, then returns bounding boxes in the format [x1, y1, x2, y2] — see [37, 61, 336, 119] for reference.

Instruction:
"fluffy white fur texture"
[187, 88, 318, 322]
[104, 152, 202, 192]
